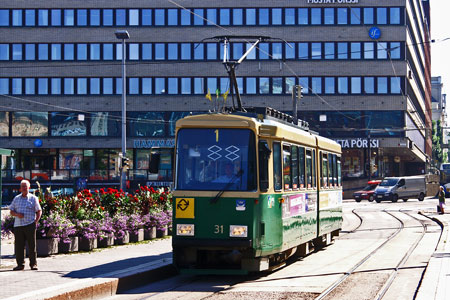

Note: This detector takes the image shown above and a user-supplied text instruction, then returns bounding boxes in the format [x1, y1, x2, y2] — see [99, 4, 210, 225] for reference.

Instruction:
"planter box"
[144, 227, 156, 240]
[58, 236, 79, 253]
[129, 228, 144, 243]
[36, 238, 58, 257]
[97, 234, 114, 248]
[79, 236, 97, 251]
[156, 227, 168, 238]
[114, 231, 130, 245]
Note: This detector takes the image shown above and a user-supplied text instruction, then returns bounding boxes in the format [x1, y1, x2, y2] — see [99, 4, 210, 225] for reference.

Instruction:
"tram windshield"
[176, 128, 257, 191]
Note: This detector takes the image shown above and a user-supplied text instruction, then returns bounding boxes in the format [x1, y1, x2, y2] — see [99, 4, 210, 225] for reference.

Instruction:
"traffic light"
[122, 156, 131, 169]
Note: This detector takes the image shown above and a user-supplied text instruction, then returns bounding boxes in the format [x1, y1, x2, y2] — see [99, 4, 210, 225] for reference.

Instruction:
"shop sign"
[307, 0, 359, 4]
[134, 139, 175, 148]
[334, 138, 379, 149]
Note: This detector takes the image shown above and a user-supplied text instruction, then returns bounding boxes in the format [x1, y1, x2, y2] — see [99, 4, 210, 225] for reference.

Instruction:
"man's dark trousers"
[14, 223, 37, 267]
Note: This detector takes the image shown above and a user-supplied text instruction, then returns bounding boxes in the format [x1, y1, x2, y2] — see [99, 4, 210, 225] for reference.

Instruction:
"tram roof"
[176, 112, 340, 152]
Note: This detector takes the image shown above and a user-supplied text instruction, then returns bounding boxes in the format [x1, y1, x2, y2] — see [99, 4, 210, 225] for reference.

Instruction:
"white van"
[373, 176, 426, 203]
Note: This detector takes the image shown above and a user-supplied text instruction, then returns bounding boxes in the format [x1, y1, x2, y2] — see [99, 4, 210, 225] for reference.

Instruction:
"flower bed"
[1, 184, 173, 254]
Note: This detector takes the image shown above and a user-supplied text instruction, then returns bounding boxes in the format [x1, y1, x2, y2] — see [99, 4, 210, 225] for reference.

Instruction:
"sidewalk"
[0, 236, 175, 300]
[416, 210, 450, 300]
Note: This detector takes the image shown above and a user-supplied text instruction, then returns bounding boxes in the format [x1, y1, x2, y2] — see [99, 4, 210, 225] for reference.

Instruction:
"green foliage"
[432, 120, 447, 166]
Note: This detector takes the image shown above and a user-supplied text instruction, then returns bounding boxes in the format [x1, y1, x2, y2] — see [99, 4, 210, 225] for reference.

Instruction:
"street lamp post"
[115, 30, 129, 191]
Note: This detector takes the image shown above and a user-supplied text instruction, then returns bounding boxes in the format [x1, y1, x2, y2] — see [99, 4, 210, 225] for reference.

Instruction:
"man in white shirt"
[9, 180, 42, 271]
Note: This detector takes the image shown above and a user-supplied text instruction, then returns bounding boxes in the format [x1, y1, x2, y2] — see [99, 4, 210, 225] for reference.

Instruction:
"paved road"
[104, 198, 442, 300]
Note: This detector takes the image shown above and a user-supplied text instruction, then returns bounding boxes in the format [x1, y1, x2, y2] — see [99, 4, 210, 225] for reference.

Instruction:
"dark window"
[338, 77, 348, 94]
[364, 77, 375, 94]
[168, 77, 178, 94]
[38, 78, 48, 95]
[38, 10, 48, 26]
[168, 43, 178, 60]
[285, 8, 295, 25]
[311, 8, 321, 25]
[0, 44, 8, 60]
[377, 77, 388, 94]
[299, 147, 305, 188]
[103, 78, 113, 94]
[77, 9, 87, 26]
[38, 44, 48, 60]
[0, 10, 9, 26]
[272, 8, 282, 25]
[181, 9, 191, 25]
[338, 42, 348, 59]
[12, 44, 22, 60]
[390, 7, 401, 25]
[311, 77, 322, 94]
[246, 8, 256, 25]
[103, 43, 113, 60]
[206, 9, 216, 26]
[116, 9, 126, 26]
[193, 9, 204, 26]
[324, 8, 334, 25]
[298, 8, 308, 25]
[181, 43, 191, 60]
[90, 78, 100, 94]
[325, 77, 335, 94]
[90, 9, 100, 26]
[364, 8, 374, 24]
[220, 8, 230, 25]
[103, 9, 113, 26]
[51, 9, 61, 26]
[168, 9, 178, 26]
[306, 149, 312, 188]
[129, 9, 139, 26]
[142, 9, 152, 25]
[377, 7, 387, 24]
[25, 44, 35, 60]
[25, 9, 36, 26]
[64, 9, 74, 26]
[351, 42, 361, 59]
[233, 8, 243, 25]
[259, 8, 269, 25]
[12, 10, 22, 26]
[337, 8, 347, 24]
[324, 42, 335, 59]
[350, 8, 361, 24]
[51, 44, 61, 60]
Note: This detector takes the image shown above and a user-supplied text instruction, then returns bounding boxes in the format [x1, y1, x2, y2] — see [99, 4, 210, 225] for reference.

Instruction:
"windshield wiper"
[210, 169, 243, 204]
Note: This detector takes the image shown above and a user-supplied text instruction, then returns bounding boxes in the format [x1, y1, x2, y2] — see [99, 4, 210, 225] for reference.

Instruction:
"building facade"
[0, 0, 432, 200]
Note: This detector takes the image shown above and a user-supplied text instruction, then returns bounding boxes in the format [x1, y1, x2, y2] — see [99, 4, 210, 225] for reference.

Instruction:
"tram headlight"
[230, 225, 248, 238]
[176, 224, 195, 236]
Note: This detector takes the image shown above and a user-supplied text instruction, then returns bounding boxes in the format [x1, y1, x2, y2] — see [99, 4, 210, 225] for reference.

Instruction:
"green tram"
[172, 108, 342, 274]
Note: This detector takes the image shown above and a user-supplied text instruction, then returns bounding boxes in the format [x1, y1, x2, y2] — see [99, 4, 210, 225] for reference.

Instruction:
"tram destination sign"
[334, 138, 379, 149]
[307, 0, 359, 4]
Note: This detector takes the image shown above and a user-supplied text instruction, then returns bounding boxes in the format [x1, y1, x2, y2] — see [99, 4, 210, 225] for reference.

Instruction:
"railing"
[1, 169, 172, 182]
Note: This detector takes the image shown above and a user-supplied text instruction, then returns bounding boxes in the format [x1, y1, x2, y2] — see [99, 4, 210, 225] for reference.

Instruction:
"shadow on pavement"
[63, 252, 172, 279]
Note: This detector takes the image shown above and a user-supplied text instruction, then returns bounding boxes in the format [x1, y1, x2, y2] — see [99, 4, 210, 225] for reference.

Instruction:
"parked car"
[353, 180, 381, 202]
[374, 176, 426, 203]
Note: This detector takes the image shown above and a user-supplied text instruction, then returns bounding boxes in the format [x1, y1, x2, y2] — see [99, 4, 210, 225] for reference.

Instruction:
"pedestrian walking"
[438, 186, 446, 215]
[9, 180, 42, 271]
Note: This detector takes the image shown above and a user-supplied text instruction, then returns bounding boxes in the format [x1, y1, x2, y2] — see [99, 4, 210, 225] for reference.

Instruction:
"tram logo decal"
[207, 145, 241, 161]
[175, 198, 195, 219]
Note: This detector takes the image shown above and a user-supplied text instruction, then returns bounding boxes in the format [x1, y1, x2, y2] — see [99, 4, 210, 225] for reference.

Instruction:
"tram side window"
[312, 149, 317, 188]
[322, 152, 329, 188]
[299, 147, 305, 188]
[273, 142, 282, 191]
[306, 149, 312, 188]
[331, 154, 338, 186]
[283, 145, 291, 190]
[337, 155, 342, 186]
[328, 153, 334, 187]
[291, 146, 299, 189]
[258, 140, 271, 191]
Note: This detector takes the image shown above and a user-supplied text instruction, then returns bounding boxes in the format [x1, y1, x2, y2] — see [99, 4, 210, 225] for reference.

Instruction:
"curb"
[415, 212, 448, 300]
[4, 259, 177, 300]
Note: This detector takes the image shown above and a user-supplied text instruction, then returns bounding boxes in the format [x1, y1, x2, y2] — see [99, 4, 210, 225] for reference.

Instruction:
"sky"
[431, 1, 450, 94]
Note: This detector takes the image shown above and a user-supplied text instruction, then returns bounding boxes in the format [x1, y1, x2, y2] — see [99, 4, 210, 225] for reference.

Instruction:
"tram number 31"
[214, 225, 224, 234]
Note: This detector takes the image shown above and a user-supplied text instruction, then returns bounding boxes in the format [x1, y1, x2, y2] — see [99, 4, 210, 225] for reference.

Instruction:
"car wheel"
[392, 194, 398, 202]
[418, 193, 425, 201]
[376, 199, 381, 203]
[369, 195, 374, 202]
[403, 199, 408, 202]
[355, 199, 361, 203]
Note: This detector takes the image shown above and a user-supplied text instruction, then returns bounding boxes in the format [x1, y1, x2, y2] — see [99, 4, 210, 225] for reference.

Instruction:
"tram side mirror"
[259, 141, 271, 192]
[149, 153, 160, 174]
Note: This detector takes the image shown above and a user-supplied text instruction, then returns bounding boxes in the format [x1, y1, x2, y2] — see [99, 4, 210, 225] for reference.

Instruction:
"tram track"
[315, 209, 429, 300]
